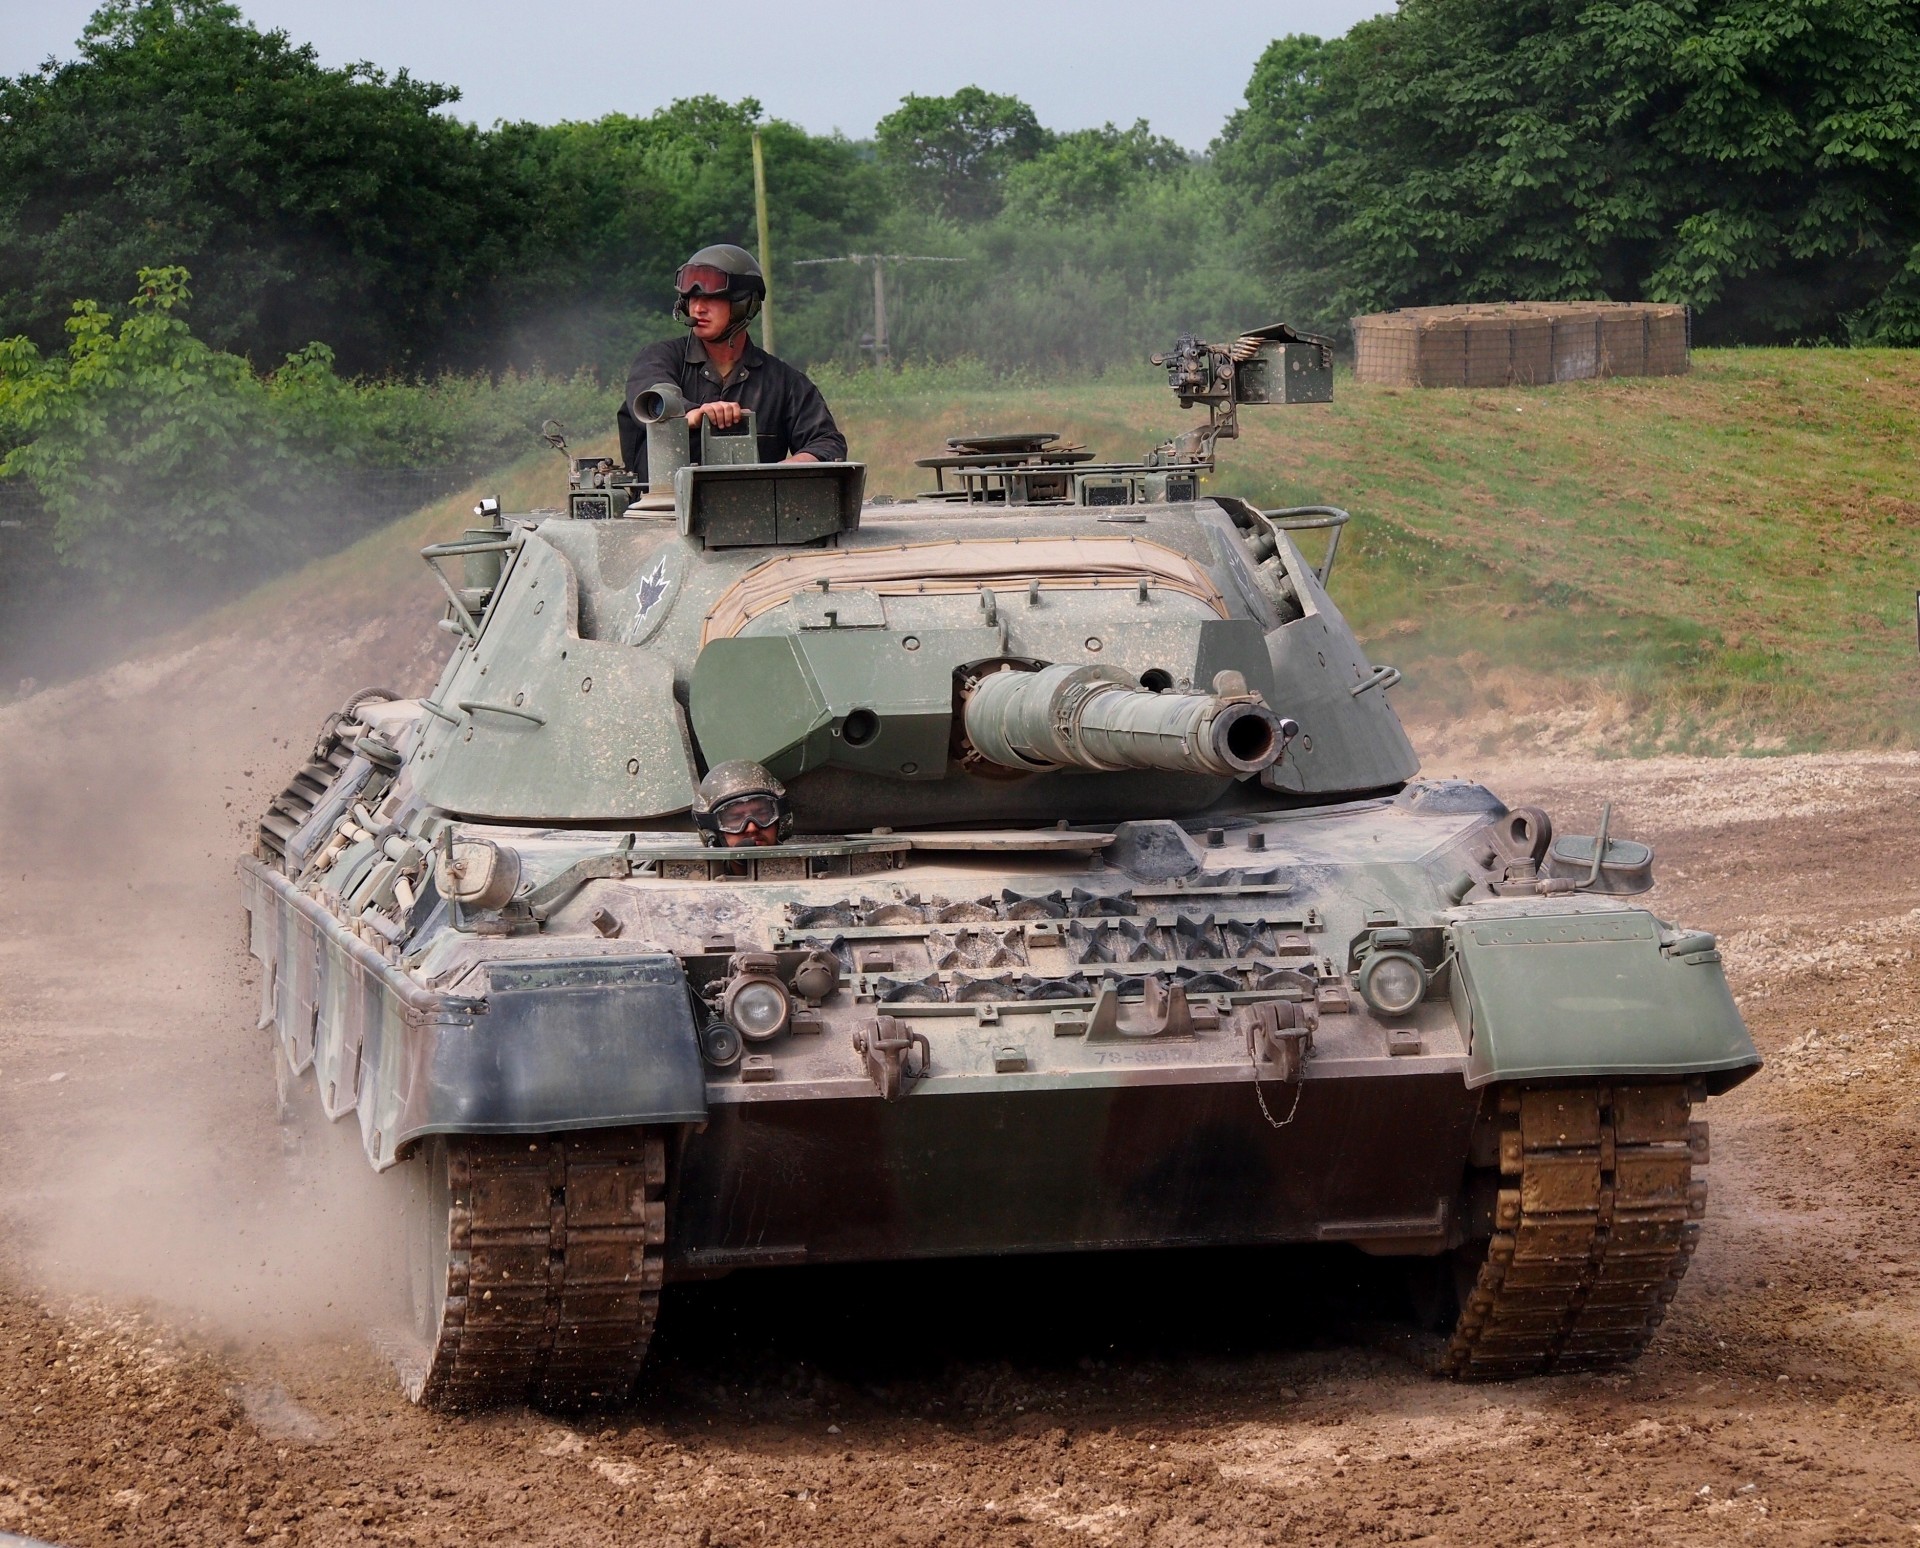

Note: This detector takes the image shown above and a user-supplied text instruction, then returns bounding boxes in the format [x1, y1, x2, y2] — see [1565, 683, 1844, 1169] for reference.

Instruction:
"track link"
[408, 1128, 666, 1410]
[1446, 1084, 1709, 1379]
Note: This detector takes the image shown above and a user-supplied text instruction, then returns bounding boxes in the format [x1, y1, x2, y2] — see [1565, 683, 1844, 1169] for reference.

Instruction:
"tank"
[242, 322, 1759, 1408]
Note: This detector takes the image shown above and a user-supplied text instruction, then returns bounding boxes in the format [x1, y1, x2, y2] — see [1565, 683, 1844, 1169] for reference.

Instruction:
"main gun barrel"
[962, 664, 1286, 777]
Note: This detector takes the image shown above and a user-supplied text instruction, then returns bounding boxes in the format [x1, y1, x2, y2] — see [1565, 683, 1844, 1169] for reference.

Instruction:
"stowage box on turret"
[244, 325, 1758, 1408]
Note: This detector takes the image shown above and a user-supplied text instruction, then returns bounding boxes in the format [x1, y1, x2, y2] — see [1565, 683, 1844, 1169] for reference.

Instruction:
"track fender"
[375, 956, 709, 1167]
[1449, 910, 1759, 1092]
[243, 858, 707, 1169]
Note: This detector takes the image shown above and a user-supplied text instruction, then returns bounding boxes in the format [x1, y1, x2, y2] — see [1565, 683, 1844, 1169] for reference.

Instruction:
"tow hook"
[853, 1015, 930, 1100]
[1240, 999, 1314, 1081]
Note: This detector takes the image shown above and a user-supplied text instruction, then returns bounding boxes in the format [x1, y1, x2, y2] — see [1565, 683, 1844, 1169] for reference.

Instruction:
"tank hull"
[244, 824, 1741, 1400]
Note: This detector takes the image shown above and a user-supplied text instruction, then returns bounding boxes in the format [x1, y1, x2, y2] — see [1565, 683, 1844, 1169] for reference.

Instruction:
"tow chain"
[1249, 1042, 1304, 1129]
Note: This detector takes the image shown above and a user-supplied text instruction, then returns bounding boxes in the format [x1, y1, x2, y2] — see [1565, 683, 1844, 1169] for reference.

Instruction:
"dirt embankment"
[2, 600, 1919, 1546]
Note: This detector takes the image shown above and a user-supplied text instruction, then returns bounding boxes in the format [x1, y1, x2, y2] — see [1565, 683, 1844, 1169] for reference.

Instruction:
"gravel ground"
[2, 627, 1917, 1547]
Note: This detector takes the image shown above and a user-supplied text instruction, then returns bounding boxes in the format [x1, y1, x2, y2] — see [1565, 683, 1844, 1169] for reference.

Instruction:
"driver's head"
[692, 760, 791, 848]
[673, 245, 765, 344]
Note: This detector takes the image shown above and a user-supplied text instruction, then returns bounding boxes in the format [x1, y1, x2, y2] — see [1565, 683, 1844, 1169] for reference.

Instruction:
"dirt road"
[2, 623, 1918, 1546]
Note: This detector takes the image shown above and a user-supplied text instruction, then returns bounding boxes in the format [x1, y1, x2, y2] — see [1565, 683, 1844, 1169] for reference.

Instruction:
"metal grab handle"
[420, 698, 461, 724]
[1262, 506, 1352, 530]
[456, 699, 547, 727]
[1261, 505, 1352, 586]
[420, 533, 523, 640]
[1350, 664, 1402, 697]
[1586, 801, 1614, 888]
[420, 537, 520, 558]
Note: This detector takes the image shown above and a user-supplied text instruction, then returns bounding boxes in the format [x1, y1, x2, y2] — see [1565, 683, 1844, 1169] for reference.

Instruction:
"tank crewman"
[691, 760, 793, 849]
[618, 244, 847, 481]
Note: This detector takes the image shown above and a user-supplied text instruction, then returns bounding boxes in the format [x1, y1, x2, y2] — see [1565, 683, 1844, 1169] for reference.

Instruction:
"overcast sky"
[3, 0, 1389, 150]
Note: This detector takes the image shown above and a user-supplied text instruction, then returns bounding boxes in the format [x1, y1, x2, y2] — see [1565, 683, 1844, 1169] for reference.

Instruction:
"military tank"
[243, 323, 1758, 1408]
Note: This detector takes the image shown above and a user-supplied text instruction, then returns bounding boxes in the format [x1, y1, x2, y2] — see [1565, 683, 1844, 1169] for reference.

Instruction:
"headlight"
[1358, 950, 1427, 1017]
[723, 975, 791, 1041]
[791, 949, 842, 1004]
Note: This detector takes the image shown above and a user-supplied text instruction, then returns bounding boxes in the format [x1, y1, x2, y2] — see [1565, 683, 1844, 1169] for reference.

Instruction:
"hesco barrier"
[1351, 302, 1690, 388]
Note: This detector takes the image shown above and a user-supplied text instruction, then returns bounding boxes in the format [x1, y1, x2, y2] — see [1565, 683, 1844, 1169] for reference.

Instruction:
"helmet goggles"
[675, 263, 741, 299]
[708, 792, 783, 835]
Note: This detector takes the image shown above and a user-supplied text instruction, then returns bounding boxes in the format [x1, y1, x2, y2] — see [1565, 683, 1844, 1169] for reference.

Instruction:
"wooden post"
[751, 131, 774, 354]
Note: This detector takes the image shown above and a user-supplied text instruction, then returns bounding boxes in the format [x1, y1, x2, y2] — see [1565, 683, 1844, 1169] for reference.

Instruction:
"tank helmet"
[692, 759, 792, 845]
[673, 244, 766, 339]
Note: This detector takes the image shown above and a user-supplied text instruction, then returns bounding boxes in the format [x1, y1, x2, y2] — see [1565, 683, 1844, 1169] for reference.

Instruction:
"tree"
[1001, 121, 1190, 220]
[875, 88, 1054, 219]
[1216, 1, 1920, 343]
[0, 0, 532, 372]
[495, 97, 881, 374]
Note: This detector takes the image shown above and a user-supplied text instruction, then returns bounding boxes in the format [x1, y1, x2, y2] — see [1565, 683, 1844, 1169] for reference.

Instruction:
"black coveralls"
[618, 335, 846, 482]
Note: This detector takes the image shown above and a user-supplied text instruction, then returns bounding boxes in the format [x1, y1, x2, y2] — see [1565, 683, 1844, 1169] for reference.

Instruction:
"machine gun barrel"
[962, 664, 1287, 777]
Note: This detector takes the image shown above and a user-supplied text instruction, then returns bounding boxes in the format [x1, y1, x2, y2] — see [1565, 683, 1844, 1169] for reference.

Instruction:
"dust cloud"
[0, 615, 435, 1350]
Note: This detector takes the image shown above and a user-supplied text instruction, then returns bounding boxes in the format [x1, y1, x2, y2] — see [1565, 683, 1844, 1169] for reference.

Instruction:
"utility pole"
[751, 130, 774, 354]
[790, 254, 963, 366]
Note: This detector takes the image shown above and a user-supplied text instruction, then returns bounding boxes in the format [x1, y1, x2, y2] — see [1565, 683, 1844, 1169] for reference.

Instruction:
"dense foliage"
[0, 268, 603, 581]
[784, 105, 1261, 373]
[0, 0, 531, 373]
[873, 88, 1055, 219]
[0, 8, 1259, 378]
[13, 0, 1912, 378]
[1214, 1, 1920, 343]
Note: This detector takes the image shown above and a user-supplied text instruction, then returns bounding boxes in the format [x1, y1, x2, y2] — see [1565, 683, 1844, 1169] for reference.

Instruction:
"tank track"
[1445, 1084, 1708, 1379]
[407, 1129, 666, 1410]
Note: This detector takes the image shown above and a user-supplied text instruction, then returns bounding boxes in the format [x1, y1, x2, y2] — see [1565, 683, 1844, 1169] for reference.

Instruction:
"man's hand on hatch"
[685, 401, 745, 430]
[685, 401, 820, 459]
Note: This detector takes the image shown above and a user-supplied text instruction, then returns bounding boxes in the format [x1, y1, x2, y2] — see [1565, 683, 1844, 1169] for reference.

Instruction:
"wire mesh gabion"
[1350, 302, 1689, 388]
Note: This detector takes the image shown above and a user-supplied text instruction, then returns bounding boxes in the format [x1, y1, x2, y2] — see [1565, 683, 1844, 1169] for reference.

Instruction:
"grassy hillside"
[162, 347, 1918, 755]
[827, 349, 1920, 753]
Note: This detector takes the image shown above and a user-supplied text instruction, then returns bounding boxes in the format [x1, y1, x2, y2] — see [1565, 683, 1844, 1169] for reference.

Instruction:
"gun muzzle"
[962, 664, 1285, 777]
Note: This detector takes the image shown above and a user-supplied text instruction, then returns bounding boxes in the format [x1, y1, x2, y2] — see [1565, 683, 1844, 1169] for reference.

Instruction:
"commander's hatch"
[675, 462, 867, 549]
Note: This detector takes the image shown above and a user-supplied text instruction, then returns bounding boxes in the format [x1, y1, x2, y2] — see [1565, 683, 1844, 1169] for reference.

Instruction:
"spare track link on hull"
[408, 1128, 667, 1410]
[1446, 1084, 1708, 1379]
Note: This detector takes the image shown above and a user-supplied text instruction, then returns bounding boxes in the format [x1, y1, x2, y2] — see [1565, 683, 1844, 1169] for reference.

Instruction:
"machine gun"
[1148, 322, 1334, 467]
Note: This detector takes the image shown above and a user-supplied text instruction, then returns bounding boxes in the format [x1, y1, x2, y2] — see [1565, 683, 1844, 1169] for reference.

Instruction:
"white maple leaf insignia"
[635, 558, 671, 619]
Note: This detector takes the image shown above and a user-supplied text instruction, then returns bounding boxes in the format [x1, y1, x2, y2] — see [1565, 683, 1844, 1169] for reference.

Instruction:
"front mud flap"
[1450, 911, 1760, 1091]
[378, 956, 708, 1164]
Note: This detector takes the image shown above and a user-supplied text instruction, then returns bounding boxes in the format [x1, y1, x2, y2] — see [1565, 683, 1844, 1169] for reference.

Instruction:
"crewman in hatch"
[618, 245, 847, 482]
[692, 761, 793, 849]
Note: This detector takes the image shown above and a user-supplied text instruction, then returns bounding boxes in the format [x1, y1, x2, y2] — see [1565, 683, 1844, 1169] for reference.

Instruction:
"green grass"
[172, 348, 1917, 755]
[829, 349, 1920, 752]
